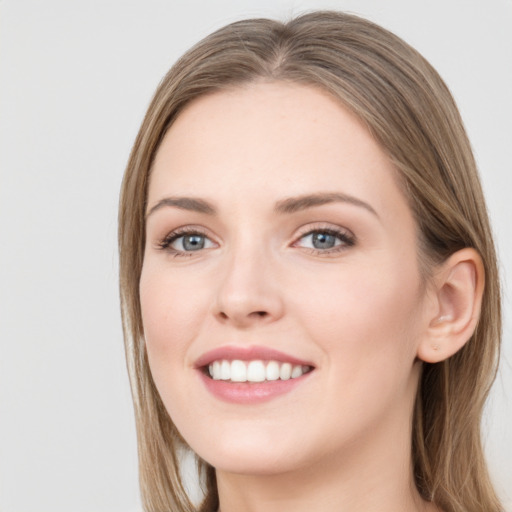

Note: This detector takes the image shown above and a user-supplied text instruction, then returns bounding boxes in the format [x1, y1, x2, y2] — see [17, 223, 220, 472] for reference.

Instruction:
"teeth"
[220, 360, 230, 380]
[231, 360, 247, 382]
[207, 359, 311, 382]
[265, 360, 280, 381]
[212, 361, 221, 380]
[291, 365, 304, 379]
[280, 362, 292, 380]
[247, 360, 266, 382]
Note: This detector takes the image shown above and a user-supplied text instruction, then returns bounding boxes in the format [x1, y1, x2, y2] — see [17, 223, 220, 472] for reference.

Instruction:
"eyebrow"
[146, 197, 217, 218]
[274, 192, 378, 217]
[146, 192, 378, 219]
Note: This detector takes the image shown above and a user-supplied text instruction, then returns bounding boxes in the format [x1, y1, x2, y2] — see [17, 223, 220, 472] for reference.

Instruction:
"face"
[140, 82, 431, 477]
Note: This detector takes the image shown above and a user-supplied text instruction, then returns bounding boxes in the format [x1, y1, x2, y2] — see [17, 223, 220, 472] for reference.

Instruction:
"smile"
[196, 345, 315, 403]
[208, 359, 313, 382]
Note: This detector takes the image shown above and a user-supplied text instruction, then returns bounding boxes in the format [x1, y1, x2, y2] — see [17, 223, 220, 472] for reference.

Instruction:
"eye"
[294, 228, 355, 254]
[172, 233, 213, 251]
[158, 229, 216, 255]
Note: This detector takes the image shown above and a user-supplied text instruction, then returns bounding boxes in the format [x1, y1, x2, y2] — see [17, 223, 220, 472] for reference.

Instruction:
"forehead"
[148, 82, 405, 216]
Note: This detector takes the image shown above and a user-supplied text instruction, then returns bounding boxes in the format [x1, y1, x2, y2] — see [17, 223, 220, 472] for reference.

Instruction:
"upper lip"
[194, 345, 315, 369]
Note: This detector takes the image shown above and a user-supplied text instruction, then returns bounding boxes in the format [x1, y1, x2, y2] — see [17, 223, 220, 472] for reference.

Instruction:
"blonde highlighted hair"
[119, 11, 502, 512]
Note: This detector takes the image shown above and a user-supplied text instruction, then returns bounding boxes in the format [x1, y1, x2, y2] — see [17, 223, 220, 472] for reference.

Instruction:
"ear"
[417, 248, 485, 363]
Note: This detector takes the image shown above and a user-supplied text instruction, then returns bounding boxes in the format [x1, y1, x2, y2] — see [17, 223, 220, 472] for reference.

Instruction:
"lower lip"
[198, 371, 312, 404]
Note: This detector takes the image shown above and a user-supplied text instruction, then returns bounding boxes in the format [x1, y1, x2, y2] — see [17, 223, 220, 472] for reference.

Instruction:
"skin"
[140, 82, 442, 512]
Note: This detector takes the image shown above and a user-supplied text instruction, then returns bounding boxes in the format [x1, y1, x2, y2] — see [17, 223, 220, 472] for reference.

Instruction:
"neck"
[216, 447, 432, 512]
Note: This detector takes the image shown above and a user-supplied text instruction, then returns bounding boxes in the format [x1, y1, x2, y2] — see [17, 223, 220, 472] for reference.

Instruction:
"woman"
[118, 11, 503, 512]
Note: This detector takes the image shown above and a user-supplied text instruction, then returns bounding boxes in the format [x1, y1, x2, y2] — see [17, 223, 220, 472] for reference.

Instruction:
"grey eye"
[183, 235, 205, 251]
[172, 234, 213, 251]
[311, 232, 337, 249]
[298, 231, 343, 250]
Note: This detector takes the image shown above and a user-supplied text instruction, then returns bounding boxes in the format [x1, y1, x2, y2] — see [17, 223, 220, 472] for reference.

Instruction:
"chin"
[206, 451, 305, 477]
[188, 427, 311, 476]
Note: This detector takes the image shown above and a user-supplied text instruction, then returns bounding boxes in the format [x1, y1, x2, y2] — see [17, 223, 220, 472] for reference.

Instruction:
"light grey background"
[1, 1, 511, 510]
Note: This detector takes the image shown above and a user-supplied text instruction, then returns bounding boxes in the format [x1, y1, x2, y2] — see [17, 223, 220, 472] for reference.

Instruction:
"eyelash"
[156, 225, 356, 257]
[157, 226, 212, 257]
[293, 226, 355, 256]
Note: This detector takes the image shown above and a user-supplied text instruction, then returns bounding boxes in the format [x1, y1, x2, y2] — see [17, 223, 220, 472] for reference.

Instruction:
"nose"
[213, 246, 285, 328]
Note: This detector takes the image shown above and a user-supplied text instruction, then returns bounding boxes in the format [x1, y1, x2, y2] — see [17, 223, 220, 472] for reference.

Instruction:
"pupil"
[312, 232, 335, 249]
[183, 235, 205, 251]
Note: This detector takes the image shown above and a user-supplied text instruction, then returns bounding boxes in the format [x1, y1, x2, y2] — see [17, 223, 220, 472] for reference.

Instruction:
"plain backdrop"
[1, 0, 511, 510]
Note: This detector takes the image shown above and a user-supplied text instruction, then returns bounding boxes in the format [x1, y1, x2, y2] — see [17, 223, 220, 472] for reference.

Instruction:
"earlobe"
[417, 248, 485, 363]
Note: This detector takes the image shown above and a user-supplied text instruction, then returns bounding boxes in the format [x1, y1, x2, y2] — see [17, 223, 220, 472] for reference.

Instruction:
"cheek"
[295, 254, 423, 369]
[139, 264, 215, 433]
[139, 265, 208, 366]
[290, 259, 424, 446]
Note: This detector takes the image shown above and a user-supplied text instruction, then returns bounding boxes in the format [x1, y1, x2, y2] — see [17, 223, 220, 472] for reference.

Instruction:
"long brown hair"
[118, 11, 502, 512]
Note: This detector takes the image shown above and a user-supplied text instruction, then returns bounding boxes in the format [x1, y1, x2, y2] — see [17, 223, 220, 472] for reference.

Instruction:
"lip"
[198, 372, 312, 404]
[194, 345, 315, 404]
[194, 345, 314, 368]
